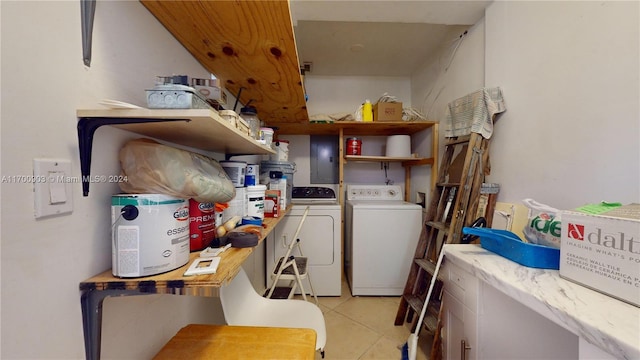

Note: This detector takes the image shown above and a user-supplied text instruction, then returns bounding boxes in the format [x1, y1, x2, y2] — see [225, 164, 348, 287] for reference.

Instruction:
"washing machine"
[266, 187, 342, 296]
[345, 184, 422, 296]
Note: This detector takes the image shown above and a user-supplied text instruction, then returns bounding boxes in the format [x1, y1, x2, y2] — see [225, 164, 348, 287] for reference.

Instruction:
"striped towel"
[444, 87, 506, 139]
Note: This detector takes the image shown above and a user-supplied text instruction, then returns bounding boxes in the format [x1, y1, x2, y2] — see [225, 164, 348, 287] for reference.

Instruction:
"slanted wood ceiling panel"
[140, 0, 308, 124]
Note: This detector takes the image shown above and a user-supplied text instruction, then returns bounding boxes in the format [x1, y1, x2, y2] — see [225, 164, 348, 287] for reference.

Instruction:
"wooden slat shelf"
[80, 210, 288, 294]
[76, 108, 276, 197]
[345, 155, 435, 167]
[77, 108, 275, 155]
[271, 120, 437, 136]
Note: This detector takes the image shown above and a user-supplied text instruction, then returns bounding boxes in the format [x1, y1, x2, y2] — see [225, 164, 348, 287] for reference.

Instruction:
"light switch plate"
[33, 159, 73, 219]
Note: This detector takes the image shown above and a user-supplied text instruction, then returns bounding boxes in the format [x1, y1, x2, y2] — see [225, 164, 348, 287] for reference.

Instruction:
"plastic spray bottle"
[363, 99, 373, 122]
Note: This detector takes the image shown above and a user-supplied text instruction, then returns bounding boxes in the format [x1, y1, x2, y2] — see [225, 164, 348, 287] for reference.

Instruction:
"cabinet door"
[477, 284, 578, 359]
[443, 290, 476, 360]
[442, 261, 479, 360]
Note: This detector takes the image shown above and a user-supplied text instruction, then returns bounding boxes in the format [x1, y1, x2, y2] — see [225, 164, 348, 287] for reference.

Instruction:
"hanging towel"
[444, 87, 506, 139]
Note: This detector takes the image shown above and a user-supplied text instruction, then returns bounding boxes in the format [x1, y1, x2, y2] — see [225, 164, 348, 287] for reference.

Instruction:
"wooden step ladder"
[394, 132, 491, 354]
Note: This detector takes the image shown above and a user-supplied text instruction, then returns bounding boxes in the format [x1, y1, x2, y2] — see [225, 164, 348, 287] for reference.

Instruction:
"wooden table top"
[153, 324, 317, 360]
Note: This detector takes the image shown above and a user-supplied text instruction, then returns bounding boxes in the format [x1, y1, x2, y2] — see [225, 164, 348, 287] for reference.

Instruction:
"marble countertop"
[443, 244, 639, 360]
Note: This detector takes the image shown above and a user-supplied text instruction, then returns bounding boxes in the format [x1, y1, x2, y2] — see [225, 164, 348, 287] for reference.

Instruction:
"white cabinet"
[442, 290, 476, 360]
[442, 260, 578, 360]
[441, 244, 638, 360]
[441, 260, 479, 360]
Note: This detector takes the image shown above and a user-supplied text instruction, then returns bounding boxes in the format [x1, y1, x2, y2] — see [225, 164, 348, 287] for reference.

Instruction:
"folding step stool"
[265, 206, 319, 304]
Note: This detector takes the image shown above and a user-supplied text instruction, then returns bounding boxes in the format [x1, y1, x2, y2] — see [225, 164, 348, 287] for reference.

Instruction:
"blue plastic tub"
[462, 227, 560, 269]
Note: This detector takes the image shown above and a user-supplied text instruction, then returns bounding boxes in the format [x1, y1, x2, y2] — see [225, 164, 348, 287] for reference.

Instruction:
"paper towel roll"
[386, 135, 411, 157]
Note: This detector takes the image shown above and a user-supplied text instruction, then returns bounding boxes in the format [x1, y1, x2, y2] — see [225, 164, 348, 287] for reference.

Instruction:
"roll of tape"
[227, 232, 259, 248]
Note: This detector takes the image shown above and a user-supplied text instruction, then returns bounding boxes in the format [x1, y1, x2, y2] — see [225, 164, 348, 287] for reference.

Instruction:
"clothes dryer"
[266, 187, 342, 296]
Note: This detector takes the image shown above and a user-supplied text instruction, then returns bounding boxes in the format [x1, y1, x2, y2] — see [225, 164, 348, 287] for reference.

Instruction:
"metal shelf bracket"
[77, 117, 189, 196]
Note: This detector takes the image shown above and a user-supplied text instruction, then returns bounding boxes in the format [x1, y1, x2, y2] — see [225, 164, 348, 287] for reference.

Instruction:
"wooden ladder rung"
[263, 286, 294, 299]
[435, 182, 462, 188]
[425, 221, 448, 232]
[414, 258, 436, 274]
[445, 135, 471, 146]
[414, 259, 447, 282]
[405, 295, 442, 332]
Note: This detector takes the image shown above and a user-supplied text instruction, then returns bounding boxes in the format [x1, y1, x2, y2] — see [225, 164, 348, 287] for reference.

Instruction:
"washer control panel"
[346, 184, 403, 201]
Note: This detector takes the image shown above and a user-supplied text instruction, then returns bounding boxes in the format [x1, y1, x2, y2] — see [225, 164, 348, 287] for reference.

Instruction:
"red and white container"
[189, 199, 216, 251]
[346, 137, 362, 155]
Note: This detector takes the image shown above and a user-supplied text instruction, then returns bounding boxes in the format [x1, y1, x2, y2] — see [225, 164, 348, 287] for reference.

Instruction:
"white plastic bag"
[118, 139, 236, 203]
[522, 198, 562, 248]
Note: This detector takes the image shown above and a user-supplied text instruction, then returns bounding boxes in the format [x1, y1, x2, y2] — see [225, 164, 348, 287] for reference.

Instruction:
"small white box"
[560, 204, 640, 307]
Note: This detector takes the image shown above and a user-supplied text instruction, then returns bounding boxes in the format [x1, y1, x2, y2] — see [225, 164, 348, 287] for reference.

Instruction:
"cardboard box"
[264, 190, 280, 218]
[560, 204, 640, 307]
[373, 102, 403, 122]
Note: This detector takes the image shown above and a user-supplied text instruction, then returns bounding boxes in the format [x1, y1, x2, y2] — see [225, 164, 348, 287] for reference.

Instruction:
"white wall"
[410, 22, 485, 203]
[293, 75, 414, 193]
[484, 1, 640, 209]
[2, 1, 638, 358]
[411, 1, 639, 211]
[1, 2, 223, 359]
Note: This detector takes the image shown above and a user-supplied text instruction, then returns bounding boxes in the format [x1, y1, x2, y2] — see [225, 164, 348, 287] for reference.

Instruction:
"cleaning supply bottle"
[363, 99, 373, 122]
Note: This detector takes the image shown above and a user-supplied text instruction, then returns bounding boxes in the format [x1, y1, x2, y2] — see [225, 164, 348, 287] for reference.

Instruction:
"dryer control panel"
[346, 184, 403, 201]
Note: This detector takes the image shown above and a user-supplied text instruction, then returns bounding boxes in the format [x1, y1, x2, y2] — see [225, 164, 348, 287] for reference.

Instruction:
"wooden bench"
[153, 324, 317, 359]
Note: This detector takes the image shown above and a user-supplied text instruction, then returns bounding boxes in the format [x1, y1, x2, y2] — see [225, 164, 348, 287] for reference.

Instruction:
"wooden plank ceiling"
[140, 0, 309, 124]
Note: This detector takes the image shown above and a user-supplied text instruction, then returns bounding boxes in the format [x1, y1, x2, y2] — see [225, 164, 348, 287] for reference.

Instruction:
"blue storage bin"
[462, 227, 560, 269]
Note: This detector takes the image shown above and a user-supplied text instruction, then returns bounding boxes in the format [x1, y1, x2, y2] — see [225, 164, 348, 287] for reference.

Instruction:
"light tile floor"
[309, 279, 432, 360]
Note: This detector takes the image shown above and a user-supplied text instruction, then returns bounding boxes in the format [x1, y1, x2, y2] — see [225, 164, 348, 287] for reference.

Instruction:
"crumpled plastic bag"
[522, 198, 561, 248]
[118, 139, 235, 203]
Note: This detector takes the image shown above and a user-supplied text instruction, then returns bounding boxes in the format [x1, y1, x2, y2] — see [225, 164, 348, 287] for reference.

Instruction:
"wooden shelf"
[80, 210, 287, 294]
[270, 120, 437, 136]
[77, 108, 275, 155]
[336, 122, 439, 203]
[76, 108, 275, 196]
[345, 155, 435, 167]
[140, 0, 308, 124]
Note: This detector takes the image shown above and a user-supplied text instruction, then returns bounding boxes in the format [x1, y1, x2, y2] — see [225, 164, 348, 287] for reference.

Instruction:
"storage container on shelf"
[260, 160, 295, 210]
[246, 184, 267, 219]
[245, 164, 259, 186]
[188, 199, 216, 251]
[220, 160, 247, 188]
[222, 187, 246, 223]
[270, 140, 290, 161]
[346, 137, 362, 155]
[219, 110, 239, 128]
[240, 106, 260, 140]
[259, 127, 274, 147]
[111, 194, 190, 277]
